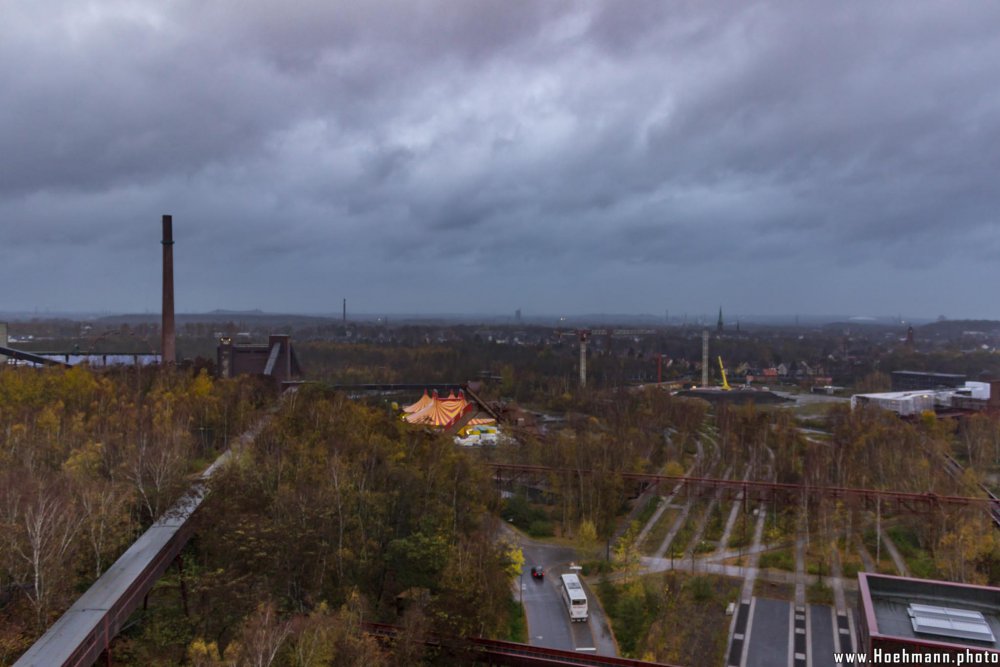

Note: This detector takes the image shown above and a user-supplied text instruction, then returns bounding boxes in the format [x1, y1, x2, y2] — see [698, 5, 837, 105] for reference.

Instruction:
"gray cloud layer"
[2, 1, 999, 317]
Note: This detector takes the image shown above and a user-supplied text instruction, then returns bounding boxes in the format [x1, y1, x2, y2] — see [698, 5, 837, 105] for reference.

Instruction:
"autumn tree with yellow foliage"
[0, 365, 268, 661]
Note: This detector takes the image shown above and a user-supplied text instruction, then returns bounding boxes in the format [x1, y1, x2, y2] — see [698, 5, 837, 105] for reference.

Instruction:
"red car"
[531, 566, 544, 580]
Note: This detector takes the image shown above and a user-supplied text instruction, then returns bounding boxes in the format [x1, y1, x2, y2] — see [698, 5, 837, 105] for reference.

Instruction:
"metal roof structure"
[908, 603, 995, 643]
[0, 345, 72, 367]
[489, 463, 999, 514]
[364, 622, 680, 666]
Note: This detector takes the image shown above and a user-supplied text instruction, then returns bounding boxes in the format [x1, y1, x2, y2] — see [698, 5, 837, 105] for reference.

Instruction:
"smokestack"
[342, 298, 346, 323]
[701, 330, 709, 387]
[579, 330, 589, 388]
[161, 215, 176, 365]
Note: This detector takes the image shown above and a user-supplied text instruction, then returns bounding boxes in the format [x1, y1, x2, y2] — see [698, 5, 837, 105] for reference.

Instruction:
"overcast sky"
[3, 1, 999, 319]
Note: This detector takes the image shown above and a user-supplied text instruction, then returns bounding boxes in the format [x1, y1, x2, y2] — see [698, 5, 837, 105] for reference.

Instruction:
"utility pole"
[701, 330, 709, 387]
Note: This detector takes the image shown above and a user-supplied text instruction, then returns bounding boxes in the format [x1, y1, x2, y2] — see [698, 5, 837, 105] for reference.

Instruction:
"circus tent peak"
[403, 390, 433, 414]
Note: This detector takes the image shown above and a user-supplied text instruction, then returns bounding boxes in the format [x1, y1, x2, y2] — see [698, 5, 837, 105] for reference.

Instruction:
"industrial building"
[857, 572, 1000, 657]
[851, 390, 937, 416]
[891, 371, 967, 392]
[852, 380, 1000, 417]
[216, 334, 302, 383]
[0, 321, 160, 368]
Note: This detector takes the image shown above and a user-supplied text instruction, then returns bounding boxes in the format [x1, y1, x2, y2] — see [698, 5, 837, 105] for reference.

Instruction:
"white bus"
[560, 573, 589, 622]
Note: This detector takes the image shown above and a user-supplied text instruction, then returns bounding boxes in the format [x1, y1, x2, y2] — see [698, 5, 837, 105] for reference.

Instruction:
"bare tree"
[124, 432, 188, 522]
[76, 480, 131, 578]
[237, 602, 292, 667]
[10, 479, 80, 627]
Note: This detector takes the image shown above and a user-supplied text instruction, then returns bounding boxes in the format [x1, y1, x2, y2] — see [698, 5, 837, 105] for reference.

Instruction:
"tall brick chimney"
[161, 215, 176, 365]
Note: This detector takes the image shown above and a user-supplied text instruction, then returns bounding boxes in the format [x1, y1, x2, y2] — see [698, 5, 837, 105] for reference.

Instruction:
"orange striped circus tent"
[402, 390, 434, 414]
[404, 390, 473, 428]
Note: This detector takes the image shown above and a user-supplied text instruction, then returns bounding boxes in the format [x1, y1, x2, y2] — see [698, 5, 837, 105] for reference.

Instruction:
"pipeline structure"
[363, 623, 680, 666]
[15, 465, 218, 666]
[488, 462, 1000, 517]
[13, 422, 266, 667]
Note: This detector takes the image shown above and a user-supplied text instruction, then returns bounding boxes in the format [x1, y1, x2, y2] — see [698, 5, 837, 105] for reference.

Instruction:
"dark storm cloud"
[3, 0, 1000, 316]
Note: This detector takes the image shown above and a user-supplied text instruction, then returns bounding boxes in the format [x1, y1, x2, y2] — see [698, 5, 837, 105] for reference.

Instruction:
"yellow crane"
[717, 356, 732, 391]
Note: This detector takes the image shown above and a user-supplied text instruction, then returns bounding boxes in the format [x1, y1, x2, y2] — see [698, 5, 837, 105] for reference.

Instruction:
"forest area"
[612, 403, 1000, 662]
[0, 367, 519, 666]
[0, 366, 269, 663]
[166, 385, 518, 666]
[7, 327, 1000, 665]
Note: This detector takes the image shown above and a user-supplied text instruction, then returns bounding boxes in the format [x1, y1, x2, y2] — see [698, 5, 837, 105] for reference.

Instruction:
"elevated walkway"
[14, 422, 264, 667]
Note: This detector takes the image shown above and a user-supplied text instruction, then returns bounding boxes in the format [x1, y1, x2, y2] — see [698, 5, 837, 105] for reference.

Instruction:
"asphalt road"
[810, 605, 837, 667]
[519, 540, 605, 655]
[733, 597, 842, 667]
[745, 597, 789, 667]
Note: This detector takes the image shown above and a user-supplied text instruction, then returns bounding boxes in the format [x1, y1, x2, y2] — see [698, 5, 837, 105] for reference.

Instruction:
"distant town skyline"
[0, 308, 965, 329]
[4, 2, 1000, 318]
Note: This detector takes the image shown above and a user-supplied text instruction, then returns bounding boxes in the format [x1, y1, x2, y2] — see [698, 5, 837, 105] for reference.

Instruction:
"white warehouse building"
[851, 381, 994, 417]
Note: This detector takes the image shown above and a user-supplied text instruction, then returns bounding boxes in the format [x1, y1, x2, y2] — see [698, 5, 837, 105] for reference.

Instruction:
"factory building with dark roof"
[216, 333, 302, 383]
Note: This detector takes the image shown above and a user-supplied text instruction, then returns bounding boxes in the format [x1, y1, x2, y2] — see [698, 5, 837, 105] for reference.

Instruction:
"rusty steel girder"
[488, 463, 988, 516]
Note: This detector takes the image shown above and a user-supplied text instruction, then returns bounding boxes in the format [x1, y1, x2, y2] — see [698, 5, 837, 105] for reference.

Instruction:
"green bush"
[686, 576, 713, 602]
[599, 572, 737, 662]
[703, 504, 726, 542]
[727, 516, 753, 549]
[758, 550, 795, 571]
[614, 584, 657, 656]
[806, 559, 829, 577]
[887, 525, 937, 578]
[598, 575, 619, 609]
[507, 599, 528, 643]
[503, 494, 549, 533]
[861, 528, 879, 554]
[887, 526, 920, 557]
[807, 580, 834, 605]
[636, 497, 661, 526]
[694, 540, 716, 554]
[528, 520, 554, 538]
[909, 553, 938, 579]
[582, 560, 612, 576]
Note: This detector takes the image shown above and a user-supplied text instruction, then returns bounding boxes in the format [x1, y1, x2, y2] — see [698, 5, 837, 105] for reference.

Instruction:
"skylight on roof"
[908, 603, 995, 643]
